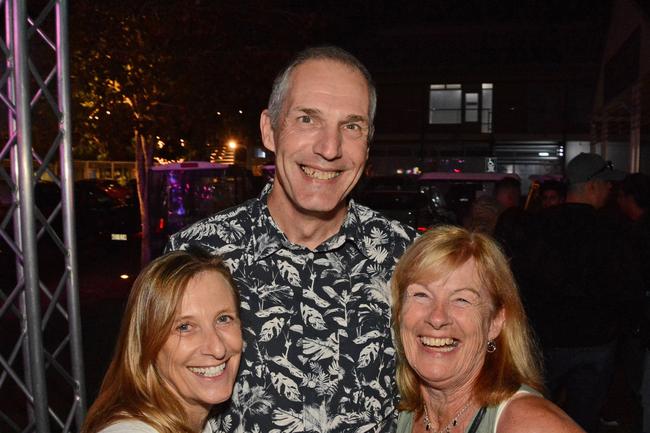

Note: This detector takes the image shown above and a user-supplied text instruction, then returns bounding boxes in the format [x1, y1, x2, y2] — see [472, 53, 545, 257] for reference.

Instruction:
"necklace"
[422, 401, 472, 433]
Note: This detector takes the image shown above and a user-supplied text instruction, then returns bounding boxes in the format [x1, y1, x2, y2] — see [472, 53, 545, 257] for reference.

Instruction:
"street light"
[227, 139, 238, 150]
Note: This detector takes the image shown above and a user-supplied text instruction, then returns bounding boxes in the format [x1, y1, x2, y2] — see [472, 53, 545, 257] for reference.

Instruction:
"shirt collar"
[251, 183, 370, 259]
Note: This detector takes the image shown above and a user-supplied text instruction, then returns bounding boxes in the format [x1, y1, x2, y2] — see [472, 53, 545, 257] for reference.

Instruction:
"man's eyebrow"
[342, 114, 368, 124]
[292, 107, 322, 117]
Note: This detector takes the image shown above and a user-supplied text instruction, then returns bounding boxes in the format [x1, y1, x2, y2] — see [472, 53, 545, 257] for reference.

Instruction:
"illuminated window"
[429, 84, 462, 124]
[481, 83, 493, 133]
[465, 93, 479, 122]
[429, 83, 493, 131]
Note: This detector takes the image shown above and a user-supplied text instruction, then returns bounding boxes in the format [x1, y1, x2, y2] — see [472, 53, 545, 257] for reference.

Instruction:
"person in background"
[392, 225, 584, 433]
[516, 152, 639, 432]
[618, 173, 650, 433]
[465, 195, 502, 235]
[494, 176, 521, 210]
[166, 46, 417, 432]
[539, 180, 566, 209]
[82, 249, 242, 433]
[493, 175, 526, 259]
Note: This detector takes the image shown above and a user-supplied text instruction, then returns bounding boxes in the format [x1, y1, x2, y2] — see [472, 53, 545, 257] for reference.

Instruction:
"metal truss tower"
[0, 0, 85, 432]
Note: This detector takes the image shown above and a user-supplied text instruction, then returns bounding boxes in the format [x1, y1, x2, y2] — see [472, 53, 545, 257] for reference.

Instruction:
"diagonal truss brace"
[0, 1, 86, 432]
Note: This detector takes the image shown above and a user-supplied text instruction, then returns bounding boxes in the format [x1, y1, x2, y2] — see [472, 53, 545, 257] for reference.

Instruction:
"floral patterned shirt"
[166, 184, 417, 433]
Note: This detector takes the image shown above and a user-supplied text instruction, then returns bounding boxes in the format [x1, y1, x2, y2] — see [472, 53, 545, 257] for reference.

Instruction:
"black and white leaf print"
[269, 355, 304, 378]
[166, 184, 418, 433]
[218, 414, 232, 432]
[353, 330, 382, 345]
[321, 285, 340, 301]
[277, 249, 307, 265]
[255, 306, 290, 318]
[303, 289, 331, 308]
[278, 260, 301, 286]
[302, 333, 337, 360]
[369, 226, 389, 245]
[301, 304, 327, 330]
[358, 342, 379, 368]
[270, 408, 302, 433]
[216, 220, 246, 243]
[181, 221, 218, 240]
[271, 372, 301, 402]
[260, 317, 285, 342]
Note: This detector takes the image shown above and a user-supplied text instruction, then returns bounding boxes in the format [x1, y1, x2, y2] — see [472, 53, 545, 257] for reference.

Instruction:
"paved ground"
[0, 237, 141, 431]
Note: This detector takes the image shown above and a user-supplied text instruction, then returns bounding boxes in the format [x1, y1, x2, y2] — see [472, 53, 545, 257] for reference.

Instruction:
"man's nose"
[313, 124, 342, 160]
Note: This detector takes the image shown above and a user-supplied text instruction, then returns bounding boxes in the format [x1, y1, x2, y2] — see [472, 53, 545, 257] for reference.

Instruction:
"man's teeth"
[420, 337, 459, 348]
[188, 364, 226, 377]
[301, 165, 340, 180]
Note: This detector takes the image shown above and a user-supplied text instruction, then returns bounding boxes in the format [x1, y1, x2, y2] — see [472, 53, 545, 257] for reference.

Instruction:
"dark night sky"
[61, 0, 618, 157]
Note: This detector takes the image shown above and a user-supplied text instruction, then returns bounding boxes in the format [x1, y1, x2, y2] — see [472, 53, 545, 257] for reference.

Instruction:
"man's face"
[541, 190, 563, 208]
[495, 188, 520, 209]
[617, 191, 635, 219]
[590, 179, 612, 209]
[261, 59, 370, 218]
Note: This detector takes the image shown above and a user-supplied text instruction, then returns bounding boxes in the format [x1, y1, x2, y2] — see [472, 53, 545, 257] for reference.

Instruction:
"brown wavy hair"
[391, 225, 542, 412]
[81, 248, 240, 433]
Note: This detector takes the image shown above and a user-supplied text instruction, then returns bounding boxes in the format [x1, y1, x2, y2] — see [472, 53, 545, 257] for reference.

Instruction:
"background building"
[343, 1, 649, 187]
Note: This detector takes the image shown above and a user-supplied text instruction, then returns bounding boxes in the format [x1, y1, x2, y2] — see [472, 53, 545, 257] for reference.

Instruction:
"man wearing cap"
[516, 152, 640, 432]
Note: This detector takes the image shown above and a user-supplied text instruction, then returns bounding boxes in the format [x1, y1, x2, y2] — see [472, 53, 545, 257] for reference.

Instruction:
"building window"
[429, 84, 462, 124]
[429, 83, 493, 133]
[465, 92, 479, 122]
[481, 83, 493, 133]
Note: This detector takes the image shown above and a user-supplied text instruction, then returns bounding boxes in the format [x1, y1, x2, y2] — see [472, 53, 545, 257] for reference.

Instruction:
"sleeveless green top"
[395, 385, 542, 433]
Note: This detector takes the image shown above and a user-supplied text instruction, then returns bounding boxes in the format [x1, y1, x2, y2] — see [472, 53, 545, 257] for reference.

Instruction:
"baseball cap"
[566, 152, 626, 184]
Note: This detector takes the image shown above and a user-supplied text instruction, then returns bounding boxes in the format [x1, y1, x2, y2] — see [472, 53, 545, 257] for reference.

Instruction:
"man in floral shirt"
[167, 46, 416, 433]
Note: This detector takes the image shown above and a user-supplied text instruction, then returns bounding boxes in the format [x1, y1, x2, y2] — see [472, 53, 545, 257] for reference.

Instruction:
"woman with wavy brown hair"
[392, 225, 583, 433]
[82, 248, 242, 433]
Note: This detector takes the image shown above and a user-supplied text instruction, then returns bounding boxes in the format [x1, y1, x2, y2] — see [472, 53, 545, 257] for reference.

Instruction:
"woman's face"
[400, 258, 504, 392]
[156, 270, 242, 420]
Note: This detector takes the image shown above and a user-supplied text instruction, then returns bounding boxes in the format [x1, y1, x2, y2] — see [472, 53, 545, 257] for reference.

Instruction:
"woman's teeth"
[188, 364, 226, 377]
[420, 337, 459, 349]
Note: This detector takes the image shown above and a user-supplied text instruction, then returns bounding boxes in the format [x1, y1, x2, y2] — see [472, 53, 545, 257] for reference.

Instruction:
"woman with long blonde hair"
[393, 225, 583, 433]
[82, 248, 242, 433]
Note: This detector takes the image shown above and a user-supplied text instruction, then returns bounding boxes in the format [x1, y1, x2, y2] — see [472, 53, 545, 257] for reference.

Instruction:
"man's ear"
[260, 109, 276, 152]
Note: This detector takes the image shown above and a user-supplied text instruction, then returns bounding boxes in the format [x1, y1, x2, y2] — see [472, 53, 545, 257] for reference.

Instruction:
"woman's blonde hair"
[81, 248, 240, 433]
[391, 225, 542, 411]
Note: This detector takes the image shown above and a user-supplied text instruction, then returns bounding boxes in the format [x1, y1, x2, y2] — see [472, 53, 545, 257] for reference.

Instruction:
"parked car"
[353, 175, 443, 231]
[356, 174, 419, 192]
[147, 162, 258, 256]
[75, 178, 134, 203]
[74, 179, 141, 244]
[417, 172, 520, 224]
[30, 179, 139, 243]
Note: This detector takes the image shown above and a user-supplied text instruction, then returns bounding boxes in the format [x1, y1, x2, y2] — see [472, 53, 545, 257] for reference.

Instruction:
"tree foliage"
[69, 0, 322, 263]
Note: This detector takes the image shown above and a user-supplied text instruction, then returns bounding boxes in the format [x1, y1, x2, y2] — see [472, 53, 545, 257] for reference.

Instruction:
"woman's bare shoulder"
[497, 394, 585, 433]
[97, 420, 159, 433]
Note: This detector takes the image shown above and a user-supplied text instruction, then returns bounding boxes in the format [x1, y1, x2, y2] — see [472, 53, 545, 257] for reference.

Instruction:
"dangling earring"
[487, 340, 497, 353]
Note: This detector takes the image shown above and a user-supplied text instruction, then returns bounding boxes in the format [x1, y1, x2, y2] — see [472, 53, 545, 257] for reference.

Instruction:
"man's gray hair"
[267, 46, 377, 141]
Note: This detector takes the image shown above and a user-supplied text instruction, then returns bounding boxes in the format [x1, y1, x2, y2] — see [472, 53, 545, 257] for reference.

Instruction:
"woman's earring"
[487, 340, 497, 353]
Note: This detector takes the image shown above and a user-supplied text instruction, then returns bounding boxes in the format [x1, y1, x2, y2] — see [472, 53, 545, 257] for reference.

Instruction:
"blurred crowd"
[464, 152, 650, 433]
